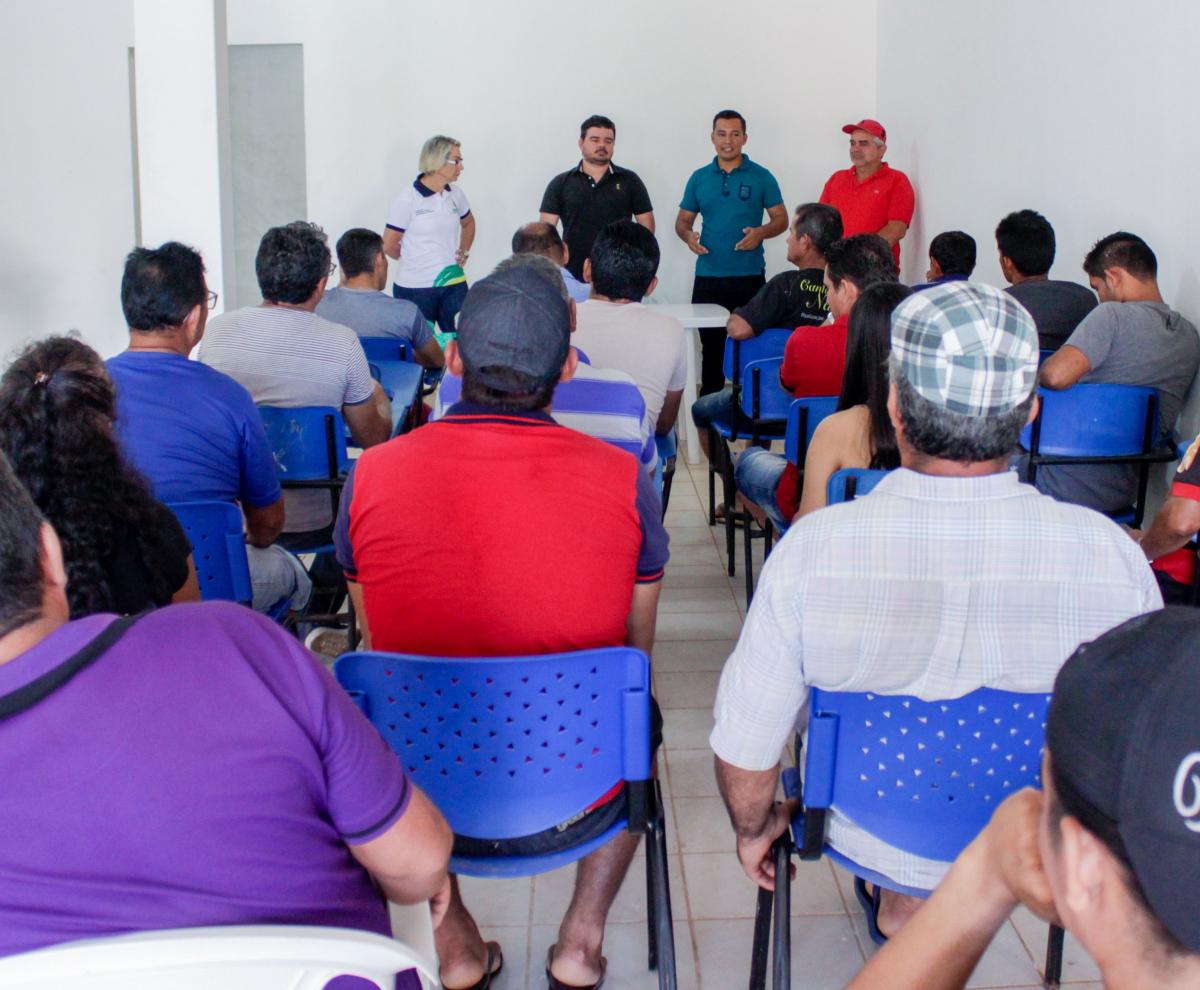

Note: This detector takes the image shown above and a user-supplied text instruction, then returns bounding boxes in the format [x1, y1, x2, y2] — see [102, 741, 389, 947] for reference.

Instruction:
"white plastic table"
[647, 302, 730, 463]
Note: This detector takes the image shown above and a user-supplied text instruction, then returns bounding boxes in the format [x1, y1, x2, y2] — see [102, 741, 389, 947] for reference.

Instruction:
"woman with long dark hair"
[794, 281, 910, 517]
[0, 335, 197, 617]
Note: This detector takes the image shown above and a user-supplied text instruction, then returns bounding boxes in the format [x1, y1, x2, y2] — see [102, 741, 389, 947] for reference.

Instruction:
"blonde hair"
[419, 135, 461, 175]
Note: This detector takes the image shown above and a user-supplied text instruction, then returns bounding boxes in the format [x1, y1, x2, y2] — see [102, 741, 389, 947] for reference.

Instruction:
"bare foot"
[876, 888, 925, 937]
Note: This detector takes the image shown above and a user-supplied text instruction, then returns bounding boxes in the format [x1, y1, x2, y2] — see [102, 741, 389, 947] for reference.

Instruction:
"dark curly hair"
[0, 335, 181, 617]
[255, 221, 331, 304]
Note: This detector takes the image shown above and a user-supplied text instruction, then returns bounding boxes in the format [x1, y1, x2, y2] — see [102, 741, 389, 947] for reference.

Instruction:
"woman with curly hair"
[0, 335, 198, 617]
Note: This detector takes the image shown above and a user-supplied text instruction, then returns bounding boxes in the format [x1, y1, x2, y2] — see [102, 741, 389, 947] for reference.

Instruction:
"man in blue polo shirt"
[675, 110, 789, 395]
[107, 242, 310, 614]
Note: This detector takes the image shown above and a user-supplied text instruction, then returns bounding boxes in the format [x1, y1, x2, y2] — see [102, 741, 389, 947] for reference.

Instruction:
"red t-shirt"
[819, 163, 915, 268]
[774, 315, 850, 520]
[336, 405, 668, 656]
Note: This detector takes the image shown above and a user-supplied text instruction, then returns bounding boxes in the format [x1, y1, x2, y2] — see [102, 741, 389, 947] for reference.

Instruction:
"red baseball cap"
[842, 119, 886, 142]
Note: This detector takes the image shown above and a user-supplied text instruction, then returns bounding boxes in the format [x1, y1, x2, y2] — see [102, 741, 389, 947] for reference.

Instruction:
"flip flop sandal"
[546, 947, 607, 990]
[444, 941, 504, 990]
[853, 876, 889, 946]
[713, 502, 748, 529]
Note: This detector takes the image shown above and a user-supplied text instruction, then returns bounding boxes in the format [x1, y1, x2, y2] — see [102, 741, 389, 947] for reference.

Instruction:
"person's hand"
[978, 788, 1060, 924]
[726, 316, 755, 341]
[734, 226, 765, 251]
[429, 875, 452, 929]
[1124, 526, 1144, 543]
[455, 248, 469, 266]
[735, 799, 798, 890]
[686, 230, 708, 256]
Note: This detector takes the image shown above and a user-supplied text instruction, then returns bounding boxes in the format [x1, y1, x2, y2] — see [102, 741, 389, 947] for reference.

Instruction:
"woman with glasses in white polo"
[382, 135, 476, 337]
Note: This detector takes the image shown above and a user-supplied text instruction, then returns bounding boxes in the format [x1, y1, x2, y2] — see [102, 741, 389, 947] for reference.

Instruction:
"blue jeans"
[691, 387, 733, 431]
[734, 447, 790, 531]
[246, 544, 312, 613]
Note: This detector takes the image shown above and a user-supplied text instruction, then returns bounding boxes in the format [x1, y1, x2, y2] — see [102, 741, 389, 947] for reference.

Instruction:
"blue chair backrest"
[722, 328, 793, 384]
[826, 468, 890, 504]
[654, 431, 677, 464]
[803, 687, 1050, 861]
[1021, 384, 1160, 457]
[783, 397, 839, 465]
[167, 500, 252, 604]
[258, 406, 349, 480]
[335, 648, 652, 841]
[360, 336, 413, 364]
[739, 357, 793, 423]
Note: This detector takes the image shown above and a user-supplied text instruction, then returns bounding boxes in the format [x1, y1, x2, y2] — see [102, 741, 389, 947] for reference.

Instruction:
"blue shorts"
[392, 281, 468, 336]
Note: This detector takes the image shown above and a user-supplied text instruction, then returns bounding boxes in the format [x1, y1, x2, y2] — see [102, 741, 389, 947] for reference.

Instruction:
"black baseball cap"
[1047, 606, 1200, 952]
[455, 264, 570, 392]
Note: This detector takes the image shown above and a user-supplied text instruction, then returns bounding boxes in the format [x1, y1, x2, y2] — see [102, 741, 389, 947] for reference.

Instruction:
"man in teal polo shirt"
[675, 110, 788, 395]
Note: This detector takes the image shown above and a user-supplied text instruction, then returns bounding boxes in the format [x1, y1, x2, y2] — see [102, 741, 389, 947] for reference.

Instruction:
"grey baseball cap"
[890, 281, 1038, 417]
[456, 264, 571, 391]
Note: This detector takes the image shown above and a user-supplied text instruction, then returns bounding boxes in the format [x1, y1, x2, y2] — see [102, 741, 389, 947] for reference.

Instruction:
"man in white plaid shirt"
[711, 282, 1160, 940]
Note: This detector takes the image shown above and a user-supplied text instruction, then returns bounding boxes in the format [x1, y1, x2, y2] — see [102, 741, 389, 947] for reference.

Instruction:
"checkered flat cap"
[890, 281, 1038, 417]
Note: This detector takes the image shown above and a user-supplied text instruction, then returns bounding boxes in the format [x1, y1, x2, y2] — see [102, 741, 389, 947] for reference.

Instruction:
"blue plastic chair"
[1021, 383, 1176, 526]
[737, 395, 840, 605]
[825, 467, 890, 504]
[258, 406, 349, 627]
[747, 687, 1063, 990]
[360, 335, 444, 396]
[655, 431, 677, 519]
[783, 397, 840, 467]
[706, 330, 794, 541]
[367, 360, 424, 437]
[167, 500, 253, 605]
[167, 500, 291, 621]
[335, 648, 677, 989]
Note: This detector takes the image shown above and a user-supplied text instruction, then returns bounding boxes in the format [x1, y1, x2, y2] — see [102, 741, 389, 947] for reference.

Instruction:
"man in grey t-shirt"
[1036, 231, 1200, 513]
[996, 209, 1097, 352]
[200, 222, 392, 537]
[316, 228, 444, 369]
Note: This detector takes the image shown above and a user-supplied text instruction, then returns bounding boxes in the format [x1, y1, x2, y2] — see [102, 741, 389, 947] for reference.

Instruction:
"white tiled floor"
[452, 458, 1101, 989]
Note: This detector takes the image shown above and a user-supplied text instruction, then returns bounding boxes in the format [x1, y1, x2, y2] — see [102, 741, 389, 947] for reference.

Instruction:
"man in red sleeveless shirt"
[335, 259, 669, 990]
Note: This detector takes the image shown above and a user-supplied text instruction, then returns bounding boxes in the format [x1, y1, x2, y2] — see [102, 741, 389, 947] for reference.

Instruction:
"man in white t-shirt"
[382, 135, 475, 336]
[573, 221, 686, 436]
[200, 221, 392, 541]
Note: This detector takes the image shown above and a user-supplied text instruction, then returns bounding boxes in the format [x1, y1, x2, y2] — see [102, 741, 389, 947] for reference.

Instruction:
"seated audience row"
[733, 233, 897, 530]
[713, 281, 1161, 937]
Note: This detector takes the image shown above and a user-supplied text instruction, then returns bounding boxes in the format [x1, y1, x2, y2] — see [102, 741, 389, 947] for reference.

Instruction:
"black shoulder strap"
[0, 613, 144, 723]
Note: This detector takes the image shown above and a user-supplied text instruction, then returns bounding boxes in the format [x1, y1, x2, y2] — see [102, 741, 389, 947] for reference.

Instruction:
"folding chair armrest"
[279, 477, 348, 491]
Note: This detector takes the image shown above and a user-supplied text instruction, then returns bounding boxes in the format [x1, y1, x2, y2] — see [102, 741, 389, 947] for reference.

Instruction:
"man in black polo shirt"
[540, 114, 655, 281]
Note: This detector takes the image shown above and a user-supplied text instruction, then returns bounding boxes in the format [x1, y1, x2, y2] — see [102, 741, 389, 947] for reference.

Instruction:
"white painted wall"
[0, 1, 136, 360]
[226, 0, 878, 306]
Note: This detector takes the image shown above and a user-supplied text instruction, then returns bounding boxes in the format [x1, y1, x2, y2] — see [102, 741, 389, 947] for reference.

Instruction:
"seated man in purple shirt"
[0, 452, 452, 989]
[107, 241, 310, 614]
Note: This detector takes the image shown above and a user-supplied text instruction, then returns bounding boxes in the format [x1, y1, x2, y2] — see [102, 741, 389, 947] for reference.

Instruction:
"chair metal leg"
[646, 824, 659, 971]
[649, 780, 677, 990]
[722, 446, 738, 577]
[771, 838, 792, 990]
[749, 885, 773, 990]
[744, 516, 756, 605]
[707, 428, 718, 526]
[1043, 924, 1064, 988]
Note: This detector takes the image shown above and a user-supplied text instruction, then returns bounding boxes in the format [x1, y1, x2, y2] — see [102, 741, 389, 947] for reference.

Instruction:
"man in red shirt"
[335, 260, 669, 990]
[735, 234, 897, 529]
[820, 119, 915, 270]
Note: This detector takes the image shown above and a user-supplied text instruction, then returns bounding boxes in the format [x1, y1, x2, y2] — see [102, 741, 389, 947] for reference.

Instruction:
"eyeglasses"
[206, 290, 219, 310]
[328, 262, 337, 276]
[445, 157, 463, 167]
